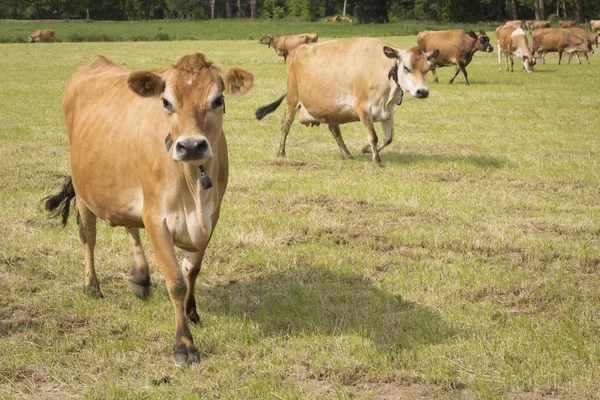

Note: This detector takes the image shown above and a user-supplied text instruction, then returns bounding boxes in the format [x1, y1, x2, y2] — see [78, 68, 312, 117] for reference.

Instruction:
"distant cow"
[526, 20, 550, 31]
[566, 27, 597, 64]
[255, 38, 438, 166]
[505, 20, 522, 28]
[495, 26, 536, 72]
[531, 28, 594, 64]
[258, 32, 318, 62]
[29, 29, 55, 43]
[45, 54, 253, 365]
[417, 29, 493, 85]
[559, 20, 577, 28]
[591, 20, 600, 33]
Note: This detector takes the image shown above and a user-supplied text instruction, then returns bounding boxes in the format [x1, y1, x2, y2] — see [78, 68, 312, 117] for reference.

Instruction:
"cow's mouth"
[486, 46, 494, 52]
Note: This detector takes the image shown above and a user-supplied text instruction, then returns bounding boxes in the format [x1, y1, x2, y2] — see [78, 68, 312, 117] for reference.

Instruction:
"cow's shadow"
[378, 151, 506, 169]
[198, 268, 454, 351]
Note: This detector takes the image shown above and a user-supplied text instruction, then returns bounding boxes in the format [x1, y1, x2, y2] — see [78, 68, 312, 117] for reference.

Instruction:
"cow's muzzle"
[174, 137, 212, 162]
[485, 46, 494, 52]
[411, 87, 429, 99]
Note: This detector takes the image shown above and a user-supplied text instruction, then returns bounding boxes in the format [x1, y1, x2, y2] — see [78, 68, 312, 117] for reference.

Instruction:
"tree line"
[1, 0, 598, 23]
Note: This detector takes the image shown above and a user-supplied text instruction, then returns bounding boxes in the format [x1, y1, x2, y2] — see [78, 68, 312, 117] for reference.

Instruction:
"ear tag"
[198, 165, 213, 190]
[164, 133, 173, 151]
[396, 90, 404, 106]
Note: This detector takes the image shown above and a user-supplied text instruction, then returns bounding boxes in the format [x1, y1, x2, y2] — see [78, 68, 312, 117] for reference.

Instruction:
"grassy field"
[0, 19, 507, 43]
[0, 36, 599, 399]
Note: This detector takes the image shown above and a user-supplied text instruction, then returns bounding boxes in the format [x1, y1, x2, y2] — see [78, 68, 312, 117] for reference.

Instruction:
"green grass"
[0, 19, 505, 43]
[1, 37, 599, 399]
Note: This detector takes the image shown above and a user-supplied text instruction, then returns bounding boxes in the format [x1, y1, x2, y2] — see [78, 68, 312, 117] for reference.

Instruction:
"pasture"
[0, 36, 599, 399]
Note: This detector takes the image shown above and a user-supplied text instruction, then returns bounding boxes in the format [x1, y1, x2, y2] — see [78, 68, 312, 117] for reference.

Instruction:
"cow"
[258, 32, 318, 62]
[559, 20, 577, 28]
[44, 53, 253, 366]
[28, 29, 55, 43]
[566, 27, 598, 63]
[416, 30, 493, 85]
[530, 28, 594, 64]
[495, 26, 536, 72]
[254, 38, 438, 166]
[591, 20, 600, 34]
[504, 20, 522, 28]
[526, 20, 550, 31]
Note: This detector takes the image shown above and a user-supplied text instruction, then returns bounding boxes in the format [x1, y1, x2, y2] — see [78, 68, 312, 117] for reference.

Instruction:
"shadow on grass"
[381, 151, 506, 168]
[200, 267, 454, 351]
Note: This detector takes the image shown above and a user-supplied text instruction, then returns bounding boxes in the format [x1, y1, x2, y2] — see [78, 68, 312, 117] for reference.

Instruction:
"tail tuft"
[255, 93, 287, 120]
[44, 177, 76, 226]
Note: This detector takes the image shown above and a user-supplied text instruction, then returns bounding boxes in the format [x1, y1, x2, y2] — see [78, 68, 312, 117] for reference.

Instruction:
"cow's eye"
[212, 95, 224, 109]
[162, 98, 172, 110]
[403, 65, 411, 73]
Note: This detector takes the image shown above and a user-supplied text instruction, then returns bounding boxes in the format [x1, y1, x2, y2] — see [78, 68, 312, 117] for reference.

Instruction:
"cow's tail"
[44, 176, 76, 226]
[255, 93, 287, 120]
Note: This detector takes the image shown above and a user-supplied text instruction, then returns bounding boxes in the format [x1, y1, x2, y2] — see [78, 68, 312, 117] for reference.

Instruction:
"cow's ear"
[127, 71, 165, 97]
[469, 31, 477, 39]
[222, 68, 254, 96]
[383, 46, 400, 59]
[427, 49, 439, 61]
[479, 30, 486, 35]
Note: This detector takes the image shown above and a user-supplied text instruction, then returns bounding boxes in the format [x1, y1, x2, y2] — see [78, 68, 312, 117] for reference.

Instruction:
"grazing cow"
[505, 20, 522, 28]
[44, 54, 253, 365]
[416, 30, 493, 85]
[559, 20, 577, 28]
[495, 26, 536, 72]
[258, 32, 318, 61]
[526, 20, 550, 31]
[566, 27, 597, 63]
[28, 29, 55, 43]
[255, 38, 437, 166]
[591, 20, 600, 33]
[531, 28, 594, 64]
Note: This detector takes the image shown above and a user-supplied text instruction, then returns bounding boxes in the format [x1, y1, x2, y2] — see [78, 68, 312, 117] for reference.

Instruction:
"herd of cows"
[39, 19, 598, 365]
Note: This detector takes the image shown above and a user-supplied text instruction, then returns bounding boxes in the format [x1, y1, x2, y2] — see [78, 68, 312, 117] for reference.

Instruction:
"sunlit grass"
[0, 37, 599, 399]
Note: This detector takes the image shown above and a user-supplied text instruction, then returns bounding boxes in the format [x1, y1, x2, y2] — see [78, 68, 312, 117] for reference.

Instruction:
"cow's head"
[470, 30, 494, 52]
[523, 55, 536, 72]
[383, 46, 438, 99]
[127, 53, 253, 165]
[28, 35, 37, 43]
[258, 34, 274, 48]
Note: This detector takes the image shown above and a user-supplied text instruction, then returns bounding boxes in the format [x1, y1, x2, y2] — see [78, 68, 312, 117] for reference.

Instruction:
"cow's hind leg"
[358, 108, 382, 166]
[277, 94, 298, 157]
[328, 125, 353, 159]
[126, 227, 151, 298]
[449, 62, 469, 85]
[77, 202, 102, 298]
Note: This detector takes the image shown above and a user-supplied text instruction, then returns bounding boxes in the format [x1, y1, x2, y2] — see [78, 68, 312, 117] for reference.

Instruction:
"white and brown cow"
[495, 26, 536, 72]
[526, 20, 550, 31]
[531, 28, 594, 64]
[258, 32, 318, 61]
[255, 37, 437, 166]
[417, 29, 493, 85]
[29, 29, 55, 43]
[504, 20, 522, 28]
[45, 54, 253, 365]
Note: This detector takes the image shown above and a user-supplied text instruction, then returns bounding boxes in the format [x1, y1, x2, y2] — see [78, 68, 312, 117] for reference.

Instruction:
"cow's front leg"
[430, 65, 439, 83]
[126, 227, 150, 298]
[358, 109, 381, 166]
[144, 216, 197, 366]
[181, 249, 207, 324]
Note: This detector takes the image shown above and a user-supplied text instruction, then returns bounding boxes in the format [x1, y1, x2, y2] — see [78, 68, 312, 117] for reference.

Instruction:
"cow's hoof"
[187, 310, 201, 325]
[84, 285, 103, 299]
[173, 345, 199, 367]
[361, 144, 372, 154]
[131, 281, 150, 299]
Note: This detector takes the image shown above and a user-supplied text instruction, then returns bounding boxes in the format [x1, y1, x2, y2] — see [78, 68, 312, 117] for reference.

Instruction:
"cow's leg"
[181, 249, 206, 324]
[77, 202, 102, 298]
[362, 115, 394, 154]
[509, 54, 514, 71]
[357, 108, 381, 166]
[430, 65, 439, 83]
[277, 94, 298, 158]
[558, 50, 563, 64]
[126, 227, 150, 298]
[328, 124, 353, 159]
[449, 62, 468, 85]
[583, 52, 590, 64]
[497, 47, 502, 71]
[144, 215, 197, 366]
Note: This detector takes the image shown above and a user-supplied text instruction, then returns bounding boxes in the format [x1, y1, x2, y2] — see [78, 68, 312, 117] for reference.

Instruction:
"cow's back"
[531, 28, 568, 50]
[418, 30, 473, 63]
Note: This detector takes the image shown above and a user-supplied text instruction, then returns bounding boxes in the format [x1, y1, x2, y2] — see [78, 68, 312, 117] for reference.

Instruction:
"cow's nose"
[176, 138, 209, 160]
[415, 88, 429, 98]
[487, 46, 494, 52]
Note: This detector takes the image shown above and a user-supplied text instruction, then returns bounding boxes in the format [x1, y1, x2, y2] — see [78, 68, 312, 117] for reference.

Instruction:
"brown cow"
[530, 28, 594, 64]
[44, 54, 253, 365]
[504, 20, 522, 28]
[526, 20, 550, 31]
[591, 20, 600, 33]
[495, 26, 536, 72]
[417, 30, 493, 85]
[258, 32, 318, 61]
[28, 29, 55, 43]
[255, 38, 438, 166]
[559, 20, 577, 28]
[566, 27, 597, 64]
